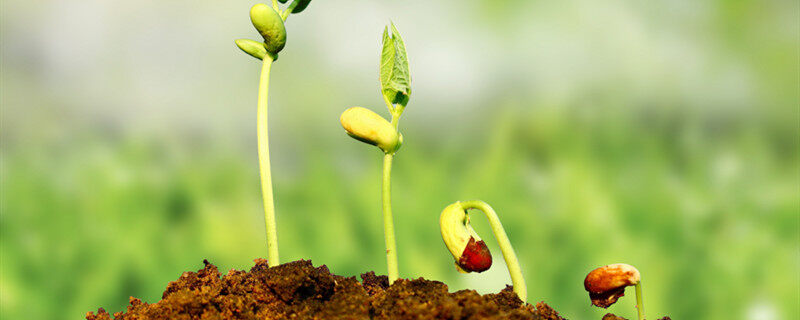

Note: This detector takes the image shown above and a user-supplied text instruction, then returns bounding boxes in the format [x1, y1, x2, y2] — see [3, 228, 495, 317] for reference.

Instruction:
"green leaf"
[290, 0, 311, 14]
[379, 23, 411, 109]
[389, 23, 410, 105]
[379, 27, 395, 106]
[279, 0, 289, 3]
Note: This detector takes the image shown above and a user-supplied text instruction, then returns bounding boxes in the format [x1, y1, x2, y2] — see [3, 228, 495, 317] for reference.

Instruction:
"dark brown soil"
[85, 259, 668, 320]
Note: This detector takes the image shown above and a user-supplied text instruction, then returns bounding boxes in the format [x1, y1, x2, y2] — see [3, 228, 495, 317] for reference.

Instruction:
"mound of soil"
[86, 259, 668, 320]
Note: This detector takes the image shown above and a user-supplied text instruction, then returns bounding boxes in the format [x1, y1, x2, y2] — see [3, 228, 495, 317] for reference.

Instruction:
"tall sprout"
[340, 23, 411, 284]
[234, 0, 312, 266]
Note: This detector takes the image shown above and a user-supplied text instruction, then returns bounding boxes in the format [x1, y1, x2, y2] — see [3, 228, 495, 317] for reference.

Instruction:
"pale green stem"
[382, 152, 398, 283]
[381, 112, 401, 284]
[257, 55, 280, 267]
[390, 111, 400, 129]
[281, 0, 298, 20]
[635, 281, 646, 320]
[459, 200, 527, 302]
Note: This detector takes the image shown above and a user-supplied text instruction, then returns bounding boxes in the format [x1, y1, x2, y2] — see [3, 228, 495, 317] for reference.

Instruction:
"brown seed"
[584, 264, 640, 308]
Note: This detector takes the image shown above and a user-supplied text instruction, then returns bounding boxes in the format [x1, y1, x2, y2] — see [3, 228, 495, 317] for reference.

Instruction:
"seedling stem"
[256, 54, 280, 266]
[381, 111, 401, 284]
[635, 281, 645, 320]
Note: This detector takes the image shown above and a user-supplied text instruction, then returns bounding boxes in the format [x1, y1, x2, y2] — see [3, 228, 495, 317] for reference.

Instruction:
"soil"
[86, 259, 670, 320]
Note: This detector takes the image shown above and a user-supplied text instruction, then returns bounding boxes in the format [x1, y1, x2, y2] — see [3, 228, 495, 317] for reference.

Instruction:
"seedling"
[584, 263, 645, 320]
[439, 200, 527, 301]
[235, 0, 312, 267]
[339, 23, 410, 284]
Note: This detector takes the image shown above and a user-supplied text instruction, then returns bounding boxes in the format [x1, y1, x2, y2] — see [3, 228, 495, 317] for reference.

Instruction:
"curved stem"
[635, 281, 645, 320]
[459, 200, 527, 302]
[257, 56, 280, 267]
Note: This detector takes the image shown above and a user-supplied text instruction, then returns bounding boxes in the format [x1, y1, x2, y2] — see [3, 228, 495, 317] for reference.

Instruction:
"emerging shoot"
[439, 200, 527, 302]
[340, 23, 411, 284]
[235, 1, 312, 267]
[584, 263, 645, 320]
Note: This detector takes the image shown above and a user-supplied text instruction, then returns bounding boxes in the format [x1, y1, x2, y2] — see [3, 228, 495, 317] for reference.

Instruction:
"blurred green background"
[2, 0, 798, 319]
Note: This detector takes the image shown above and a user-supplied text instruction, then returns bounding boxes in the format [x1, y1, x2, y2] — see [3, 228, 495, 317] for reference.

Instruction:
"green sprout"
[584, 263, 646, 320]
[339, 23, 410, 284]
[234, 0, 312, 267]
[439, 200, 528, 302]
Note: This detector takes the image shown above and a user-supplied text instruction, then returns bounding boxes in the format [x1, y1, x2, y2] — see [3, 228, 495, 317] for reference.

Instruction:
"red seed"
[458, 237, 492, 272]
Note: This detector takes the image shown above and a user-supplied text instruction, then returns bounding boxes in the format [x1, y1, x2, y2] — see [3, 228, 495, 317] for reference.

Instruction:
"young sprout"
[439, 200, 527, 301]
[584, 263, 645, 320]
[234, 1, 312, 267]
[340, 23, 410, 284]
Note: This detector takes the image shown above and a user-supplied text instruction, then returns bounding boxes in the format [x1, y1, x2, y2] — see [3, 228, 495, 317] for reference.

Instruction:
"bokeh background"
[2, 0, 798, 319]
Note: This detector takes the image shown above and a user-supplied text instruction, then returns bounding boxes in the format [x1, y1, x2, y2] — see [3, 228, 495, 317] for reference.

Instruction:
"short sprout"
[584, 263, 646, 320]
